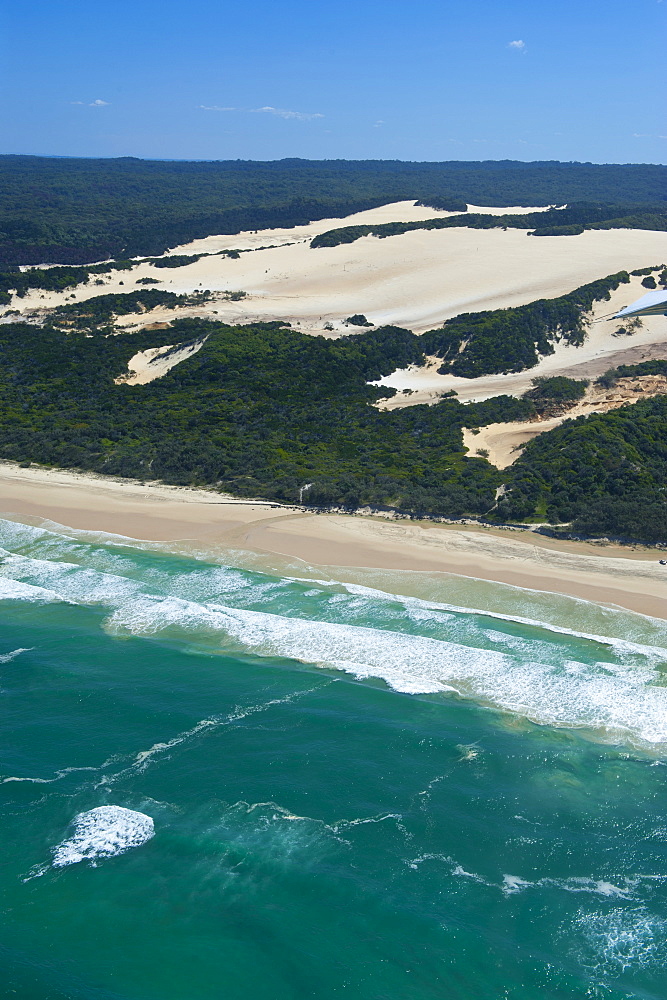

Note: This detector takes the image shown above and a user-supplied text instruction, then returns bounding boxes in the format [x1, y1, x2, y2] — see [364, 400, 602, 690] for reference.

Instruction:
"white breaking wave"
[337, 581, 667, 663]
[0, 576, 66, 603]
[102, 595, 667, 748]
[0, 552, 143, 606]
[52, 805, 155, 867]
[4, 519, 667, 748]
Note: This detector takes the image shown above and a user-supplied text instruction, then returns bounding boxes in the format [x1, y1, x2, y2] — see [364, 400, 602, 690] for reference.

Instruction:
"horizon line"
[1, 153, 666, 168]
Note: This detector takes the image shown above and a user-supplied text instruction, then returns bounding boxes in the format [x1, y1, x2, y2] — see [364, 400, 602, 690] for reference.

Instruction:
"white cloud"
[373, 120, 385, 128]
[251, 106, 324, 121]
[90, 99, 110, 106]
[508, 40, 526, 51]
[198, 104, 323, 121]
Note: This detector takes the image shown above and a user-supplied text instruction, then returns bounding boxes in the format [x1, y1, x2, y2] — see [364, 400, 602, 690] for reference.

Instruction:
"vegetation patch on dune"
[311, 204, 667, 249]
[421, 272, 629, 377]
[49, 289, 214, 329]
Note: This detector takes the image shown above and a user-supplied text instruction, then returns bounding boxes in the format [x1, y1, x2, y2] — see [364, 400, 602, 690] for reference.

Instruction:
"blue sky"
[2, 0, 665, 163]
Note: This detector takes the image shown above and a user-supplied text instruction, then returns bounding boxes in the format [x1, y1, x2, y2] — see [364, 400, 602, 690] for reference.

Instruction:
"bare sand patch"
[115, 337, 208, 386]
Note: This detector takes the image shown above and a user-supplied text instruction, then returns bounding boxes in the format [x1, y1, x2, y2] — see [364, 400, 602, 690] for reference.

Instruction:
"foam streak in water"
[0, 647, 33, 663]
[131, 684, 327, 771]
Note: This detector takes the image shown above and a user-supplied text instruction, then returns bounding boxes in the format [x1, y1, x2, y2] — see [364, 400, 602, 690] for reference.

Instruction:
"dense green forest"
[310, 204, 667, 248]
[1, 156, 665, 265]
[2, 299, 667, 540]
[421, 272, 629, 377]
[0, 316, 535, 515]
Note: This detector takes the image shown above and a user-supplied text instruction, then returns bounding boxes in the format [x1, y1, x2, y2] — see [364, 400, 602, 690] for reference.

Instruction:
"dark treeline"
[310, 204, 667, 248]
[1, 156, 665, 265]
[415, 196, 468, 212]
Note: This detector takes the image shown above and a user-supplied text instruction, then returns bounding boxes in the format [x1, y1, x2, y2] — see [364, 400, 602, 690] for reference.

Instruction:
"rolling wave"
[2, 517, 667, 749]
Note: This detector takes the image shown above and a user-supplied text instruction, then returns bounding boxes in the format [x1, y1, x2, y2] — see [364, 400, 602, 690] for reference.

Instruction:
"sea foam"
[52, 805, 155, 867]
[0, 647, 33, 663]
[0, 576, 66, 603]
[571, 906, 667, 975]
[104, 595, 667, 748]
[4, 518, 667, 748]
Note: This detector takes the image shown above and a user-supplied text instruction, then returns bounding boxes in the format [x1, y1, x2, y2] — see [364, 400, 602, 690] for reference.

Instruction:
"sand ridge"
[375, 275, 667, 408]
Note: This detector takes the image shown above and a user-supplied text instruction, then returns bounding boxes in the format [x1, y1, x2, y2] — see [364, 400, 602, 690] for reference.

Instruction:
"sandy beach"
[1, 463, 666, 620]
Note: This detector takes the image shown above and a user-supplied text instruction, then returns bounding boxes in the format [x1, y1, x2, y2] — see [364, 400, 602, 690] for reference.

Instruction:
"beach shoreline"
[1, 462, 666, 620]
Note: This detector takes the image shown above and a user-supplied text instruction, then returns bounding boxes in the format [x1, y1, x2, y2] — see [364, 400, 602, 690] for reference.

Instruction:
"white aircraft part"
[615, 289, 667, 319]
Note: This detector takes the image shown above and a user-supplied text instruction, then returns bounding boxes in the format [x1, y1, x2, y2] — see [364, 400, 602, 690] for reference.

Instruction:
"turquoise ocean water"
[1, 514, 667, 999]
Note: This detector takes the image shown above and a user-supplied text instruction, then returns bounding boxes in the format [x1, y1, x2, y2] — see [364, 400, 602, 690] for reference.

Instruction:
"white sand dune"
[162, 201, 553, 256]
[10, 202, 666, 341]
